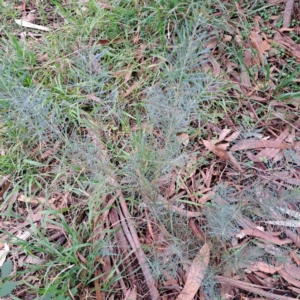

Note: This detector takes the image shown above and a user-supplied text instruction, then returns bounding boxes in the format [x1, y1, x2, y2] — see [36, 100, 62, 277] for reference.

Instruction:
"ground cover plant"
[0, 0, 300, 299]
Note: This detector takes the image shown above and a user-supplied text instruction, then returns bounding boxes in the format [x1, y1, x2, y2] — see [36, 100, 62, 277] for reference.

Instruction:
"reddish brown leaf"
[98, 38, 120, 45]
[241, 228, 292, 245]
[94, 269, 103, 300]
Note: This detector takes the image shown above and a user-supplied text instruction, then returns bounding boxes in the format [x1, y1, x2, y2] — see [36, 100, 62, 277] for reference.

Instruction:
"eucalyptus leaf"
[1, 260, 12, 278]
[0, 281, 17, 297]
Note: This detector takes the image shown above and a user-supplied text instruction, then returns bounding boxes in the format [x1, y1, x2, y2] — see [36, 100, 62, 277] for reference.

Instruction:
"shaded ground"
[0, 0, 300, 299]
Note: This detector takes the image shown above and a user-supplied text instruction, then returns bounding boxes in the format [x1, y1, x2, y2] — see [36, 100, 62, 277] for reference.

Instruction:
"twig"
[110, 208, 136, 288]
[118, 193, 160, 299]
[273, 112, 300, 132]
[215, 276, 296, 300]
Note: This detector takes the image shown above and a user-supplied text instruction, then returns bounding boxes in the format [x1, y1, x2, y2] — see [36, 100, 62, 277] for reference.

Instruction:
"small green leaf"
[1, 260, 12, 278]
[42, 293, 53, 300]
[70, 288, 77, 296]
[0, 281, 17, 296]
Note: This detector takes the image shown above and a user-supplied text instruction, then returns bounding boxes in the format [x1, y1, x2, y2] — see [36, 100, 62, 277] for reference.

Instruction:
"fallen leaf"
[218, 129, 232, 142]
[278, 268, 300, 289]
[250, 31, 264, 64]
[157, 195, 202, 217]
[204, 37, 217, 49]
[86, 94, 102, 103]
[241, 228, 292, 245]
[157, 173, 176, 198]
[249, 261, 282, 274]
[123, 81, 142, 98]
[251, 129, 289, 162]
[225, 131, 240, 142]
[231, 140, 290, 151]
[235, 35, 242, 44]
[133, 34, 139, 44]
[223, 35, 232, 43]
[177, 133, 189, 146]
[176, 243, 210, 300]
[17, 195, 56, 204]
[15, 19, 51, 31]
[209, 56, 221, 77]
[98, 38, 120, 45]
[203, 140, 243, 172]
[21, 12, 36, 23]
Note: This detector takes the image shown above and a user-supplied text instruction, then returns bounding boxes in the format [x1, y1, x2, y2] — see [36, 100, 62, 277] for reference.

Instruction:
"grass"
[1, 0, 300, 299]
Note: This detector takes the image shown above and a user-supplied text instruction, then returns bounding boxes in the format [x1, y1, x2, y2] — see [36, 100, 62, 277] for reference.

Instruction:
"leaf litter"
[1, 0, 300, 299]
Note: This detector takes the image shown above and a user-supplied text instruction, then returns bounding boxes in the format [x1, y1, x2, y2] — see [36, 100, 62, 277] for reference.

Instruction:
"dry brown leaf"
[278, 267, 300, 289]
[251, 128, 289, 162]
[157, 173, 176, 198]
[203, 140, 243, 172]
[0, 177, 11, 198]
[231, 139, 290, 151]
[197, 191, 214, 205]
[123, 81, 142, 98]
[218, 129, 232, 142]
[17, 195, 55, 205]
[94, 269, 103, 300]
[209, 56, 221, 77]
[133, 34, 139, 44]
[241, 228, 292, 245]
[223, 35, 232, 43]
[204, 37, 217, 49]
[261, 40, 271, 52]
[157, 195, 202, 217]
[23, 12, 37, 23]
[98, 38, 120, 45]
[177, 133, 189, 146]
[235, 35, 242, 44]
[240, 63, 251, 88]
[86, 94, 102, 103]
[176, 243, 210, 300]
[248, 261, 283, 274]
[244, 49, 252, 68]
[248, 95, 267, 102]
[225, 131, 240, 142]
[250, 31, 264, 64]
